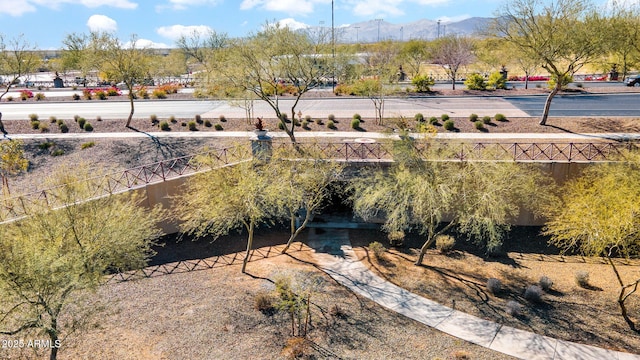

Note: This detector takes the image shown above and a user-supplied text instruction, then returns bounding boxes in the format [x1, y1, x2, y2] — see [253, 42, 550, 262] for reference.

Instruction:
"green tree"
[544, 153, 640, 331]
[399, 39, 431, 79]
[431, 35, 475, 90]
[492, 0, 606, 125]
[176, 155, 281, 273]
[602, 1, 640, 80]
[350, 78, 385, 125]
[0, 139, 29, 195]
[351, 137, 550, 265]
[412, 74, 435, 92]
[0, 166, 165, 360]
[60, 33, 93, 81]
[176, 29, 229, 87]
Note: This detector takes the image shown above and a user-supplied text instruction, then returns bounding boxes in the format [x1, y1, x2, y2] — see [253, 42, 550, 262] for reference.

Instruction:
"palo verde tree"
[176, 154, 281, 273]
[601, 1, 640, 80]
[491, 0, 606, 125]
[0, 166, 165, 360]
[0, 139, 29, 195]
[176, 29, 229, 87]
[543, 151, 640, 332]
[430, 34, 476, 90]
[351, 134, 551, 265]
[219, 22, 334, 143]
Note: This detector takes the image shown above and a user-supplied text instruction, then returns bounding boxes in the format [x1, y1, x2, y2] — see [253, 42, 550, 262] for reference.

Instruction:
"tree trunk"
[282, 210, 311, 254]
[0, 111, 7, 135]
[242, 221, 255, 273]
[539, 83, 560, 125]
[609, 257, 638, 331]
[125, 88, 135, 128]
[415, 236, 435, 265]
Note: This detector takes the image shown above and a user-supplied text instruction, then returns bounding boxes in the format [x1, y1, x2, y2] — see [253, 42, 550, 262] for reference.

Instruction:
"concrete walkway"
[306, 227, 640, 360]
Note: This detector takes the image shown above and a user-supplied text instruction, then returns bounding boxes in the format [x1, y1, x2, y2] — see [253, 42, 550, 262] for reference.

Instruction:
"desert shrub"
[39, 123, 49, 132]
[452, 350, 471, 360]
[169, 115, 177, 123]
[495, 113, 507, 122]
[6, 95, 13, 101]
[49, 116, 57, 123]
[474, 121, 485, 130]
[96, 116, 102, 122]
[487, 278, 502, 295]
[464, 73, 487, 90]
[293, 118, 301, 127]
[218, 115, 226, 122]
[188, 121, 197, 131]
[505, 300, 522, 317]
[106, 87, 120, 96]
[56, 119, 64, 126]
[414, 113, 425, 122]
[152, 89, 167, 99]
[301, 120, 309, 129]
[282, 337, 309, 359]
[575, 270, 590, 288]
[59, 123, 69, 133]
[443, 120, 455, 131]
[159, 121, 170, 131]
[204, 119, 212, 127]
[150, 114, 159, 124]
[38, 142, 54, 150]
[181, 122, 186, 127]
[441, 114, 450, 121]
[524, 285, 543, 303]
[158, 83, 180, 94]
[326, 120, 336, 129]
[369, 241, 386, 259]
[353, 113, 362, 121]
[327, 114, 335, 122]
[20, 90, 33, 100]
[539, 276, 553, 292]
[575, 82, 584, 88]
[83, 122, 93, 132]
[29, 113, 39, 121]
[548, 73, 573, 90]
[137, 88, 149, 99]
[280, 113, 289, 123]
[254, 291, 274, 313]
[304, 115, 312, 122]
[482, 115, 492, 124]
[315, 118, 323, 125]
[81, 141, 95, 149]
[82, 89, 92, 100]
[77, 117, 86, 129]
[469, 113, 478, 122]
[429, 116, 438, 125]
[278, 121, 285, 130]
[214, 123, 223, 130]
[51, 149, 65, 156]
[95, 90, 107, 100]
[334, 83, 353, 95]
[74, 115, 80, 122]
[30, 120, 40, 130]
[72, 93, 80, 100]
[329, 304, 346, 318]
[412, 74, 435, 92]
[35, 92, 45, 100]
[195, 114, 203, 124]
[435, 235, 455, 254]
[351, 118, 360, 129]
[487, 71, 507, 89]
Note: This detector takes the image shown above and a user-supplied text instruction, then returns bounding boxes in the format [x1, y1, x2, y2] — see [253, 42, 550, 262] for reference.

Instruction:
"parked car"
[626, 74, 640, 87]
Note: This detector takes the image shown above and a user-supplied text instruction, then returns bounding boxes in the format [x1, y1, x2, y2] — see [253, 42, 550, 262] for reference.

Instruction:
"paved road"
[0, 93, 637, 121]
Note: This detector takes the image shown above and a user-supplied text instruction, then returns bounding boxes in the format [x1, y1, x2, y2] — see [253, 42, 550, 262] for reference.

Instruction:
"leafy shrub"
[469, 113, 478, 122]
[353, 113, 362, 121]
[51, 149, 65, 157]
[495, 113, 507, 122]
[524, 285, 543, 303]
[487, 278, 502, 295]
[59, 123, 69, 133]
[369, 241, 386, 259]
[82, 89, 92, 100]
[74, 115, 80, 122]
[214, 124, 223, 131]
[81, 142, 95, 149]
[435, 235, 455, 254]
[35, 92, 45, 100]
[328, 114, 335, 122]
[137, 88, 149, 99]
[72, 93, 80, 100]
[539, 276, 553, 292]
[83, 122, 93, 132]
[280, 113, 289, 123]
[218, 115, 226, 122]
[301, 120, 309, 129]
[106, 87, 120, 96]
[412, 74, 435, 92]
[152, 89, 167, 99]
[575, 270, 590, 288]
[334, 83, 354, 95]
[351, 118, 360, 129]
[327, 120, 336, 129]
[548, 73, 573, 90]
[487, 71, 507, 89]
[56, 119, 64, 126]
[204, 119, 212, 127]
[150, 114, 159, 124]
[474, 120, 485, 130]
[464, 73, 487, 90]
[505, 300, 522, 317]
[159, 121, 170, 131]
[31, 120, 40, 130]
[441, 114, 450, 121]
[429, 116, 438, 125]
[94, 90, 107, 100]
[77, 117, 86, 129]
[158, 83, 180, 94]
[195, 114, 203, 124]
[414, 113, 425, 122]
[278, 121, 285, 130]
[443, 120, 455, 131]
[169, 115, 177, 123]
[188, 121, 197, 131]
[254, 291, 274, 313]
[20, 90, 33, 100]
[38, 142, 54, 150]
[304, 115, 312, 122]
[39, 123, 49, 132]
[482, 116, 492, 124]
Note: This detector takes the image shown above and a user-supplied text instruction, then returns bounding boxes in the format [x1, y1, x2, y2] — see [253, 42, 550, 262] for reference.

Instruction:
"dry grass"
[352, 228, 640, 354]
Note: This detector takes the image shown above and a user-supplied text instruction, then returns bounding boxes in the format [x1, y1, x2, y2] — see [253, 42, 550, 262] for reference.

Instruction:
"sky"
[0, 0, 614, 50]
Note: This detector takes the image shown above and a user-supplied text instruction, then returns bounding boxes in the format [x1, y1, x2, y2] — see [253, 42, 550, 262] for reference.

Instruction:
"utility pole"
[437, 20, 441, 38]
[332, 0, 335, 91]
[354, 26, 360, 43]
[375, 18, 383, 42]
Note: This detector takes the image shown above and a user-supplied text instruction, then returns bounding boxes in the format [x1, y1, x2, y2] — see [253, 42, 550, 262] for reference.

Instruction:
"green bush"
[150, 114, 159, 124]
[219, 115, 226, 122]
[441, 114, 450, 121]
[487, 278, 502, 295]
[464, 73, 487, 90]
[414, 113, 425, 122]
[38, 142, 54, 150]
[188, 121, 197, 131]
[138, 89, 149, 99]
[575, 271, 590, 288]
[51, 149, 65, 157]
[30, 120, 40, 130]
[6, 96, 13, 101]
[59, 123, 69, 133]
[195, 114, 203, 124]
[77, 117, 86, 129]
[95, 90, 107, 100]
[35, 93, 46, 100]
[474, 120, 485, 130]
[278, 121, 285, 130]
[469, 113, 478, 122]
[83, 122, 93, 132]
[29, 113, 38, 121]
[304, 115, 312, 122]
[159, 121, 170, 131]
[301, 120, 309, 129]
[495, 113, 507, 122]
[435, 235, 455, 254]
[539, 276, 553, 292]
[412, 74, 435, 92]
[39, 123, 49, 132]
[49, 116, 57, 123]
[482, 116, 492, 124]
[524, 285, 543, 303]
[351, 118, 360, 129]
[280, 113, 290, 123]
[428, 116, 438, 125]
[72, 93, 80, 100]
[327, 120, 336, 129]
[369, 241, 386, 259]
[487, 71, 507, 90]
[328, 114, 335, 122]
[204, 119, 212, 127]
[443, 119, 455, 131]
[81, 141, 95, 149]
[548, 73, 573, 90]
[353, 113, 362, 121]
[56, 119, 64, 126]
[152, 89, 167, 99]
[214, 124, 223, 131]
[74, 115, 80, 122]
[169, 115, 177, 123]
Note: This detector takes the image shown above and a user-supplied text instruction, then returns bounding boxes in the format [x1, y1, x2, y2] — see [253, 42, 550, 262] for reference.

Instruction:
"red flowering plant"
[19, 90, 33, 100]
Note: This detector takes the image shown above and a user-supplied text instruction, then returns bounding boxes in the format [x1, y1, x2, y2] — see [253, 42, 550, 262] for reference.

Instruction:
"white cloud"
[0, 2, 36, 16]
[87, 14, 118, 32]
[436, 14, 471, 23]
[277, 18, 311, 31]
[156, 25, 214, 41]
[351, 0, 405, 17]
[0, 0, 136, 16]
[157, 0, 220, 11]
[126, 38, 170, 49]
[240, 0, 329, 16]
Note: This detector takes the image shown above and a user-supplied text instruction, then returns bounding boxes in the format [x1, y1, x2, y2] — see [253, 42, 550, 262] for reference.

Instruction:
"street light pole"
[375, 18, 383, 42]
[332, 0, 335, 91]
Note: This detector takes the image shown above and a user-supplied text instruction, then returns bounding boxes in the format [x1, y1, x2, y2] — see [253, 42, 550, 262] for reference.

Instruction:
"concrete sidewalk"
[307, 228, 640, 360]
